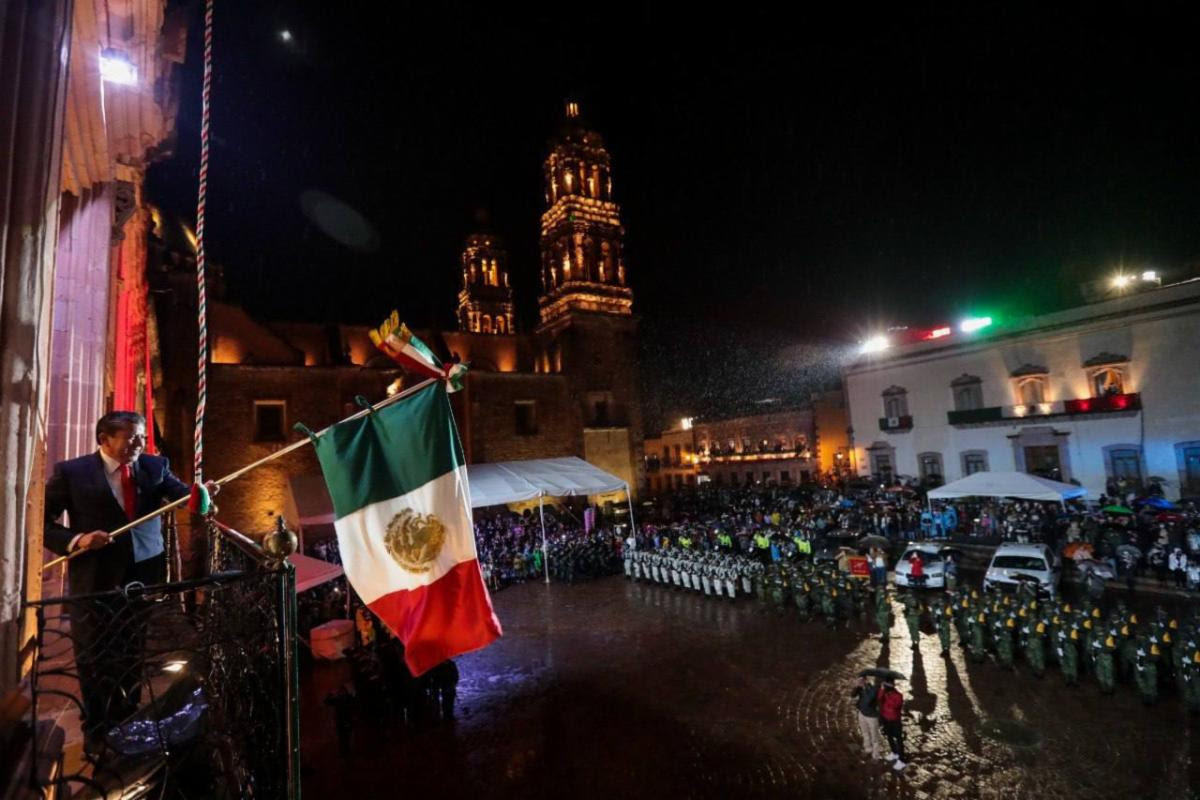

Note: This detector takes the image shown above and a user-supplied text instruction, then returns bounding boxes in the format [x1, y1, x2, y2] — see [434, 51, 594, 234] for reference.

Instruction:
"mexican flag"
[312, 382, 501, 675]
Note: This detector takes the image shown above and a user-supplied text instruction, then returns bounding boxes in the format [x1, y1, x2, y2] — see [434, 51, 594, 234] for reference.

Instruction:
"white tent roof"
[926, 470, 1087, 502]
[466, 457, 629, 508]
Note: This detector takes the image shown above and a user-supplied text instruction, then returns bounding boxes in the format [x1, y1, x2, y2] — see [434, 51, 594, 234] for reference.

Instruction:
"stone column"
[0, 0, 72, 692]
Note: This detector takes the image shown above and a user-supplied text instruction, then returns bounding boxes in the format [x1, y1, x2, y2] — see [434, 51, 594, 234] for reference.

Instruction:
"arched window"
[494, 316, 506, 334]
[881, 386, 908, 419]
[1017, 376, 1046, 405]
[918, 452, 944, 485]
[951, 374, 983, 411]
[481, 315, 492, 334]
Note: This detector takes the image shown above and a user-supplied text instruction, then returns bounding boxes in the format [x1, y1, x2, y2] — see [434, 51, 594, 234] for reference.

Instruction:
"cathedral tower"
[537, 101, 632, 325]
[457, 232, 515, 335]
[535, 101, 643, 494]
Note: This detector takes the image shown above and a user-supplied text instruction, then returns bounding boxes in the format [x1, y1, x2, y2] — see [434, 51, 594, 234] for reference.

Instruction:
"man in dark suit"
[44, 411, 192, 743]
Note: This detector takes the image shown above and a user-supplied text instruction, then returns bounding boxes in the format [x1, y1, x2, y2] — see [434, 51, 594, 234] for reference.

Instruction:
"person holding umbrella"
[851, 674, 883, 760]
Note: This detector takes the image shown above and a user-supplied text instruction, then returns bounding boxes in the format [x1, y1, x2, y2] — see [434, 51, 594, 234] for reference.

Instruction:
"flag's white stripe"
[334, 465, 476, 604]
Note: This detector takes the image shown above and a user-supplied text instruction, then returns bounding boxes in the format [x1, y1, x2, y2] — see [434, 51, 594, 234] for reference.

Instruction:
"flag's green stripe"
[314, 384, 464, 518]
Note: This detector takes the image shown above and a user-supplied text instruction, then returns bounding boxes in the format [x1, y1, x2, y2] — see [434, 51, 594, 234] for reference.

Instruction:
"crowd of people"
[324, 611, 461, 758]
[631, 482, 1200, 595]
[472, 509, 625, 589]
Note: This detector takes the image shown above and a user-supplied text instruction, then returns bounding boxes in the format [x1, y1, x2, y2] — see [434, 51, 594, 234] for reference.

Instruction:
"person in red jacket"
[909, 552, 925, 587]
[877, 678, 908, 771]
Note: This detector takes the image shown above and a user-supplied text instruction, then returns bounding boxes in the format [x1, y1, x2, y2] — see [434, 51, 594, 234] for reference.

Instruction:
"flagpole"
[43, 377, 440, 572]
[625, 483, 637, 538]
[539, 494, 549, 585]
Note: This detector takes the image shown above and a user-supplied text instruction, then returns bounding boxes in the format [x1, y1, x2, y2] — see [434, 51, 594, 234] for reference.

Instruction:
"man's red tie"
[119, 463, 137, 521]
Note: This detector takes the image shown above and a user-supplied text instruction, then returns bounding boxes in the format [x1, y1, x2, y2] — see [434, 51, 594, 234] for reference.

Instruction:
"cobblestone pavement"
[301, 577, 1200, 799]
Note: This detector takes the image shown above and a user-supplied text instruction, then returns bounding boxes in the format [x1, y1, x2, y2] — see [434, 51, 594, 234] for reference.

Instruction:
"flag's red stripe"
[367, 559, 503, 676]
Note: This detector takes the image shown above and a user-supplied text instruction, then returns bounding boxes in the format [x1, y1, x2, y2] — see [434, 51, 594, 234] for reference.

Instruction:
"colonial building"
[843, 278, 1200, 499]
[643, 390, 850, 492]
[153, 102, 644, 537]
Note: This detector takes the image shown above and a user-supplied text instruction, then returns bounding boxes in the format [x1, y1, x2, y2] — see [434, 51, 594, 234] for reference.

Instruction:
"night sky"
[148, 5, 1200, 431]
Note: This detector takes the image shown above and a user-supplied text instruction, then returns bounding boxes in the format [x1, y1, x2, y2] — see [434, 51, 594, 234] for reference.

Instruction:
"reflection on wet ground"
[301, 577, 1200, 799]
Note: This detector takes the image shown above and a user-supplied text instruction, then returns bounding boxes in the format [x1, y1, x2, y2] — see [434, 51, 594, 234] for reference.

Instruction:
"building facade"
[844, 279, 1200, 499]
[643, 398, 854, 492]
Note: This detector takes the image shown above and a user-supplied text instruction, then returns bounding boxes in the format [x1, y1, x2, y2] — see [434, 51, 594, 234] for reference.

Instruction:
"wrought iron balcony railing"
[22, 516, 300, 800]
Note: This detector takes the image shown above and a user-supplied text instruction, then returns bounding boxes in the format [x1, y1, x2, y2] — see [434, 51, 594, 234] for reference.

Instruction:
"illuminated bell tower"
[537, 100, 632, 325]
[457, 232, 515, 335]
[535, 101, 643, 496]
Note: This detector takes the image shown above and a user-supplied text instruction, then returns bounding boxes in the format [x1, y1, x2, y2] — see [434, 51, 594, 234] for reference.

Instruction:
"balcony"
[948, 393, 1142, 426]
[22, 517, 300, 799]
[878, 415, 913, 432]
[701, 448, 812, 464]
[947, 407, 1003, 425]
[1064, 392, 1141, 415]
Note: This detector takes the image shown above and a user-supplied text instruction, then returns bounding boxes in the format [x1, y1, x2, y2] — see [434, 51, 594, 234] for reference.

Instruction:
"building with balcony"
[643, 391, 850, 493]
[844, 279, 1200, 498]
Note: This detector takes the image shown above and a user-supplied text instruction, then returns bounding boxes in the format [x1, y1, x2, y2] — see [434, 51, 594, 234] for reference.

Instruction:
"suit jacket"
[45, 452, 190, 594]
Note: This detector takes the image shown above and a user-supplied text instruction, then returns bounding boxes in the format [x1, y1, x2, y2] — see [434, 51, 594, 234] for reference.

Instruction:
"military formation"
[547, 534, 624, 583]
[934, 582, 1200, 709]
[626, 544, 1200, 713]
[628, 548, 887, 628]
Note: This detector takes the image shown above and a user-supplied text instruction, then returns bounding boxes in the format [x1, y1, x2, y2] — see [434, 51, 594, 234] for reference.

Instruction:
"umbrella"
[858, 535, 890, 549]
[839, 499, 856, 508]
[1155, 512, 1185, 523]
[1102, 505, 1134, 515]
[1075, 559, 1116, 580]
[859, 668, 906, 681]
[1063, 542, 1094, 560]
[1140, 496, 1177, 510]
[1115, 544, 1142, 560]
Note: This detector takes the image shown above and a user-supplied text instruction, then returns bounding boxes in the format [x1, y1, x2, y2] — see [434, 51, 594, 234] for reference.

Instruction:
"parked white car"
[983, 543, 1060, 597]
[893, 543, 945, 589]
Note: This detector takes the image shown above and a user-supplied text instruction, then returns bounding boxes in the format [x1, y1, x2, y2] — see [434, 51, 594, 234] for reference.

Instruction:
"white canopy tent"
[466, 457, 630, 506]
[926, 471, 1088, 505]
[466, 457, 635, 584]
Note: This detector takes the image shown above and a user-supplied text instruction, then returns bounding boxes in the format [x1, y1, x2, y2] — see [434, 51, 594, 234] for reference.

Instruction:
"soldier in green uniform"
[903, 592, 922, 649]
[1045, 605, 1065, 668]
[768, 566, 786, 611]
[1057, 624, 1080, 687]
[1094, 627, 1118, 695]
[969, 610, 988, 663]
[874, 588, 891, 642]
[935, 598, 953, 656]
[995, 614, 1016, 670]
[794, 579, 812, 621]
[819, 580, 836, 627]
[1024, 616, 1047, 678]
[1183, 646, 1200, 714]
[1118, 616, 1138, 684]
[953, 590, 971, 646]
[1079, 605, 1099, 675]
[1134, 634, 1159, 705]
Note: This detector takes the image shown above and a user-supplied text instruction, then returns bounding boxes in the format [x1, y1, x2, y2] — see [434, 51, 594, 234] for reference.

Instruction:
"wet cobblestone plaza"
[302, 577, 1200, 799]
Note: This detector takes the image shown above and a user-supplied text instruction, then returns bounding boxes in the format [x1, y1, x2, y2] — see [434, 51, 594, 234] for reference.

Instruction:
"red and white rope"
[193, 0, 213, 482]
